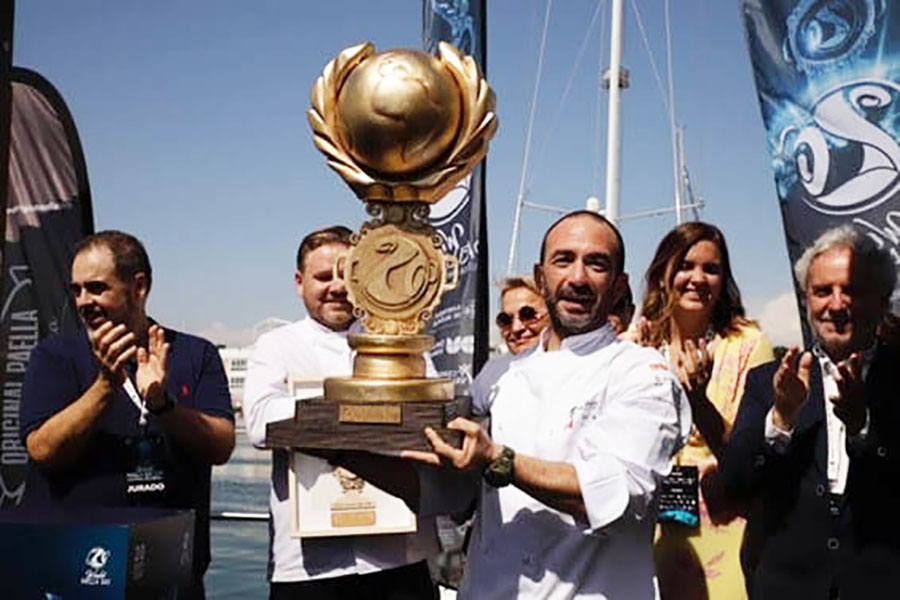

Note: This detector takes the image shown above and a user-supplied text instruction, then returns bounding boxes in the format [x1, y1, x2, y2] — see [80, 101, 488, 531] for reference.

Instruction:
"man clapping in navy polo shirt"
[19, 230, 235, 598]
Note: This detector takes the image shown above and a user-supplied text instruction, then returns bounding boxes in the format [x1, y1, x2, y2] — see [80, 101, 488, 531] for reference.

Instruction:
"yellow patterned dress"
[654, 324, 773, 600]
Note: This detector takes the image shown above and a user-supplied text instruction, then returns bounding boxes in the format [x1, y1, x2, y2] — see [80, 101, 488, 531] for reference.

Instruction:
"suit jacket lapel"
[794, 360, 827, 476]
[864, 345, 891, 413]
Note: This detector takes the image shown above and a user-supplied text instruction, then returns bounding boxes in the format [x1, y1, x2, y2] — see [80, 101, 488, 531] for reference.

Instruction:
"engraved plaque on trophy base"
[265, 396, 470, 454]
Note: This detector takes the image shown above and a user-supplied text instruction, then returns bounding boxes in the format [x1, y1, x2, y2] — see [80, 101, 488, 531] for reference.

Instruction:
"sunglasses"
[496, 305, 543, 329]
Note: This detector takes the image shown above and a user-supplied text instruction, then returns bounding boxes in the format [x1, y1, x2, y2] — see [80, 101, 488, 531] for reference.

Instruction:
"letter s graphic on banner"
[786, 80, 900, 215]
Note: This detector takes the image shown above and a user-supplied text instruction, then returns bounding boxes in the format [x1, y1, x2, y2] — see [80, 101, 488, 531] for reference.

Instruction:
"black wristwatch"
[483, 445, 515, 488]
[148, 390, 177, 416]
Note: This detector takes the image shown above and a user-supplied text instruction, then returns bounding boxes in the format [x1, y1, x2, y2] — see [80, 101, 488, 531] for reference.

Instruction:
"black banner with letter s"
[741, 0, 900, 339]
[423, 0, 490, 392]
[422, 1, 489, 589]
[0, 67, 93, 508]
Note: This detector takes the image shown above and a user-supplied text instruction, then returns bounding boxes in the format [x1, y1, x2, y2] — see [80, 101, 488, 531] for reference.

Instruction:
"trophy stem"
[324, 333, 454, 403]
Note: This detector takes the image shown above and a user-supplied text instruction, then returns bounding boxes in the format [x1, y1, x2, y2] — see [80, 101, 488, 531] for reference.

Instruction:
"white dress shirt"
[764, 349, 872, 494]
[430, 324, 691, 599]
[243, 317, 438, 582]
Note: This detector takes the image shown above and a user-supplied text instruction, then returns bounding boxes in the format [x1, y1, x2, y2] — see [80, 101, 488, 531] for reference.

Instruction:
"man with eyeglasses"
[496, 276, 548, 355]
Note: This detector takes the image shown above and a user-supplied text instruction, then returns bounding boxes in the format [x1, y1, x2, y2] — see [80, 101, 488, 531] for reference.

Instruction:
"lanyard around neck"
[122, 376, 148, 427]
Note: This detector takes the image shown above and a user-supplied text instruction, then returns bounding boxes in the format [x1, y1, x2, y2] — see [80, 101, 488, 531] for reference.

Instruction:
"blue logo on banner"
[432, 0, 477, 57]
[772, 79, 900, 215]
[784, 0, 883, 74]
[762, 0, 900, 216]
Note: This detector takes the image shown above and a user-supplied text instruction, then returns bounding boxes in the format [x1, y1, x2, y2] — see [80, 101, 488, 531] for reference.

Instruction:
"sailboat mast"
[507, 0, 554, 274]
[664, 0, 682, 225]
[604, 0, 624, 224]
[675, 126, 686, 222]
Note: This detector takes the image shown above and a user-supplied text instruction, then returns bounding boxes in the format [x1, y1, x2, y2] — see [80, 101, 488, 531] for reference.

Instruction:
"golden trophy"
[266, 42, 496, 453]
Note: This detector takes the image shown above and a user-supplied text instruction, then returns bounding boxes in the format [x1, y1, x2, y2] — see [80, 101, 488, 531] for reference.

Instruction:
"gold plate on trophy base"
[324, 376, 454, 403]
[265, 396, 471, 454]
[338, 404, 402, 424]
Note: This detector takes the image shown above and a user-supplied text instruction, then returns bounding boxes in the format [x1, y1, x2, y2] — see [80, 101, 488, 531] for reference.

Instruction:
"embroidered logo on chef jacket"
[566, 400, 600, 429]
[648, 362, 671, 386]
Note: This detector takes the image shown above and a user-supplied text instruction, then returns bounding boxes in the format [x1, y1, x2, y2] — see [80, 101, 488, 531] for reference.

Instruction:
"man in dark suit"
[720, 224, 900, 599]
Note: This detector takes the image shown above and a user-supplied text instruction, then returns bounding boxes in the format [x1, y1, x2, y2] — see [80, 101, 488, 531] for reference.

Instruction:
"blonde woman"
[496, 276, 548, 355]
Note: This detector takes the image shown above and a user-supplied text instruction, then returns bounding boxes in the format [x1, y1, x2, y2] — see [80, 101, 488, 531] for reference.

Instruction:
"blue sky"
[12, 1, 802, 346]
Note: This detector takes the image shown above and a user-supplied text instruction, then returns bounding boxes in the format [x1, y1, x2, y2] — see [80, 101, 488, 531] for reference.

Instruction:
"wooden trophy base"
[265, 335, 471, 454]
[265, 395, 471, 455]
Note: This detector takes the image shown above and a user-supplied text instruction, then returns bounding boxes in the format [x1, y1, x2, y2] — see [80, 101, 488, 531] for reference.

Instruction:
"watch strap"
[148, 390, 177, 416]
[483, 445, 515, 487]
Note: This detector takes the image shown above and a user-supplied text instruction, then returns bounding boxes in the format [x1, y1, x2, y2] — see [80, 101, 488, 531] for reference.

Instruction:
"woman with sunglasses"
[496, 276, 548, 355]
[629, 222, 773, 600]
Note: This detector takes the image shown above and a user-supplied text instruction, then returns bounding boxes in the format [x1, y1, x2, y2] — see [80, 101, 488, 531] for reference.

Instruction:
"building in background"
[218, 317, 290, 410]
[253, 316, 291, 340]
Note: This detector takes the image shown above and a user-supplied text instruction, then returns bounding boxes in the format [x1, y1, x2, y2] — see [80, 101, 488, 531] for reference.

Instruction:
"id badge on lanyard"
[656, 335, 709, 528]
[657, 465, 700, 528]
[122, 377, 170, 505]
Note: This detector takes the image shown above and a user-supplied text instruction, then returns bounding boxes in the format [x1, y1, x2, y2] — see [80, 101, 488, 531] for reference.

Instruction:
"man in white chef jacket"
[243, 225, 438, 599]
[406, 211, 692, 599]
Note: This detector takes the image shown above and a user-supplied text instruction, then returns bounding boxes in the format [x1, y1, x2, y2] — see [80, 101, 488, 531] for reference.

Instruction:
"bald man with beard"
[405, 211, 692, 599]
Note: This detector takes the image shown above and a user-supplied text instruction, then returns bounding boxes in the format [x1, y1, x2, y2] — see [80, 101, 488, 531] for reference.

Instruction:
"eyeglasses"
[496, 305, 543, 329]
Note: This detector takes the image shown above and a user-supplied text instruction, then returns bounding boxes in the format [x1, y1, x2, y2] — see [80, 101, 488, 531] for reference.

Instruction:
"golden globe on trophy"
[266, 41, 496, 453]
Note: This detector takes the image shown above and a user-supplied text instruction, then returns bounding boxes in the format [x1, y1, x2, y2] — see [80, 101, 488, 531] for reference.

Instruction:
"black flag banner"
[0, 68, 93, 508]
[422, 1, 490, 589]
[741, 0, 900, 339]
[424, 0, 490, 392]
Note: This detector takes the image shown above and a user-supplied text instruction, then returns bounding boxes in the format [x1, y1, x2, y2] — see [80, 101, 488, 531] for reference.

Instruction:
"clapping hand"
[672, 337, 714, 396]
[830, 353, 867, 435]
[137, 325, 169, 409]
[90, 321, 137, 385]
[772, 347, 813, 431]
[672, 337, 731, 456]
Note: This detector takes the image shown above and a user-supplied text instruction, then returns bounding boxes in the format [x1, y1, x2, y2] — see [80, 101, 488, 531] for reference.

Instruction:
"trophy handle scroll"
[442, 255, 460, 294]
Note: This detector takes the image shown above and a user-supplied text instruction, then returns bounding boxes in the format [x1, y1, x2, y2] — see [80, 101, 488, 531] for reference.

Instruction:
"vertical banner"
[423, 2, 489, 589]
[0, 1, 12, 258]
[0, 68, 93, 508]
[741, 0, 900, 339]
[0, 2, 17, 508]
[424, 0, 490, 391]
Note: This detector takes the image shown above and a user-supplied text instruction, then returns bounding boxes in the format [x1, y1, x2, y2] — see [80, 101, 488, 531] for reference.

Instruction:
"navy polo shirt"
[19, 325, 234, 576]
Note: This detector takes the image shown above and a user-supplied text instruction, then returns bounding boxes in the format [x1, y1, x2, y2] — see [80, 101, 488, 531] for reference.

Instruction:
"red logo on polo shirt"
[180, 384, 190, 397]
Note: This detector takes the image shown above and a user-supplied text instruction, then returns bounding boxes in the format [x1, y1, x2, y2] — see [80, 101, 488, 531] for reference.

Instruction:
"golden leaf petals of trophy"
[308, 41, 497, 202]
